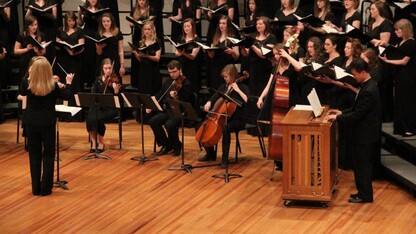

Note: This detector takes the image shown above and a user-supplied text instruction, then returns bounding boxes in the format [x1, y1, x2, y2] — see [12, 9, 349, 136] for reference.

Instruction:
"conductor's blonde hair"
[28, 56, 55, 96]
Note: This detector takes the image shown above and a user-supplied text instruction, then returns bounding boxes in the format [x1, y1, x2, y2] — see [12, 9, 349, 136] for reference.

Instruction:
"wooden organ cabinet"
[280, 106, 338, 206]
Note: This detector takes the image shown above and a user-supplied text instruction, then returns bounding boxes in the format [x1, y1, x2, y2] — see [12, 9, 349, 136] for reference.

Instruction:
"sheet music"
[293, 105, 313, 111]
[121, 93, 132, 108]
[74, 94, 80, 106]
[151, 96, 163, 111]
[114, 96, 121, 109]
[55, 105, 82, 116]
[307, 88, 323, 117]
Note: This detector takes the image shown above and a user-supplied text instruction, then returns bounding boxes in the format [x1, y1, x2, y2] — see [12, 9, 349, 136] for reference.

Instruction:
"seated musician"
[148, 60, 193, 156]
[198, 64, 250, 168]
[85, 58, 121, 153]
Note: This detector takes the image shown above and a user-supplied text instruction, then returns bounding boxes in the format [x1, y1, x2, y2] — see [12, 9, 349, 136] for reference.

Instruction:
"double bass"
[258, 34, 298, 162]
[195, 71, 249, 147]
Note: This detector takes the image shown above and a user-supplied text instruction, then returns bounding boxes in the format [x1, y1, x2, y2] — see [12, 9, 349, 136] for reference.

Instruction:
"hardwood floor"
[0, 118, 415, 233]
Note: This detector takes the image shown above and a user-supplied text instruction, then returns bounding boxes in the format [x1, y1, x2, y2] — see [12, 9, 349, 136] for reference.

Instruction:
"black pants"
[351, 143, 377, 201]
[149, 111, 181, 148]
[26, 124, 55, 195]
[205, 118, 246, 158]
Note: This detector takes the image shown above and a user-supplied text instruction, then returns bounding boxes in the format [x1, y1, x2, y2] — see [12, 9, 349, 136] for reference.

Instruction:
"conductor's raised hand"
[65, 73, 74, 84]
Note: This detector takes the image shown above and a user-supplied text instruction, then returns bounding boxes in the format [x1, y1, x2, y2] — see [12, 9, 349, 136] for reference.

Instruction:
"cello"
[258, 34, 298, 162]
[195, 71, 249, 147]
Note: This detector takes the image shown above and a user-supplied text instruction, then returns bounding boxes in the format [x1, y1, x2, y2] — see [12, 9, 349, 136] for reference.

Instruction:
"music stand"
[166, 99, 201, 173]
[75, 93, 120, 160]
[212, 91, 243, 183]
[121, 92, 162, 165]
[54, 105, 82, 190]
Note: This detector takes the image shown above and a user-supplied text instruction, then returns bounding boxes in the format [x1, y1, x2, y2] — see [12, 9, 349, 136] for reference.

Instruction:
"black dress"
[137, 39, 162, 95]
[177, 37, 202, 92]
[95, 31, 123, 79]
[130, 7, 155, 88]
[393, 39, 416, 135]
[207, 39, 236, 90]
[80, 5, 105, 87]
[316, 56, 343, 106]
[367, 20, 394, 122]
[274, 7, 304, 43]
[15, 32, 45, 80]
[206, 0, 234, 44]
[171, 0, 201, 42]
[339, 11, 361, 31]
[247, 34, 277, 96]
[27, 0, 57, 61]
[0, 3, 10, 89]
[55, 27, 83, 93]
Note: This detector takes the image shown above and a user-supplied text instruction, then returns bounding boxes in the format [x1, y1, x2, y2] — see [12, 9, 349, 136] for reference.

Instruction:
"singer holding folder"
[148, 60, 193, 156]
[19, 56, 73, 196]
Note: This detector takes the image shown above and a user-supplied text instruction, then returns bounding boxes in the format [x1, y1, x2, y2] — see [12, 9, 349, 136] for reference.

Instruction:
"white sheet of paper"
[55, 105, 82, 116]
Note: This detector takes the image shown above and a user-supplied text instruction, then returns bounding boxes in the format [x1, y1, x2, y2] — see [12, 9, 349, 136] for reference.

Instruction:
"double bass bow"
[196, 71, 249, 147]
[257, 34, 298, 161]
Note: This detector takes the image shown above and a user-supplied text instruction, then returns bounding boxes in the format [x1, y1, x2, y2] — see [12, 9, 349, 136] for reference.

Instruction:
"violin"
[195, 71, 249, 147]
[104, 73, 120, 86]
[103, 61, 120, 94]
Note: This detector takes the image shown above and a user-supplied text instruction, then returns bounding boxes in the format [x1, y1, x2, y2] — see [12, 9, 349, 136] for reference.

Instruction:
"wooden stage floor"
[0, 119, 415, 233]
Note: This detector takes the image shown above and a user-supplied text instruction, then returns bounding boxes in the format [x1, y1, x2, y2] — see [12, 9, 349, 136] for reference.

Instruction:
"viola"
[195, 71, 249, 147]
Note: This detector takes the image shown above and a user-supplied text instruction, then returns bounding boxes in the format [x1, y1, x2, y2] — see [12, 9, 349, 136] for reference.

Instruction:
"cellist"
[197, 64, 250, 168]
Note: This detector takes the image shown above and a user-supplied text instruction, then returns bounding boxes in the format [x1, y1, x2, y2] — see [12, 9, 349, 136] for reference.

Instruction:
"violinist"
[197, 64, 250, 168]
[85, 58, 121, 153]
[148, 60, 193, 156]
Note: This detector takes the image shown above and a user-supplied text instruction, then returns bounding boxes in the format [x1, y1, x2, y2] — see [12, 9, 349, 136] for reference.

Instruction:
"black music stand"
[121, 92, 161, 165]
[76, 93, 120, 160]
[54, 105, 82, 190]
[211, 91, 243, 183]
[166, 99, 201, 173]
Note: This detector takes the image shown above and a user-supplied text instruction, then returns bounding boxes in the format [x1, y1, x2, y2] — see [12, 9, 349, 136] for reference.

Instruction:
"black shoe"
[348, 196, 373, 203]
[156, 145, 173, 155]
[198, 154, 216, 162]
[172, 147, 181, 156]
[97, 144, 105, 153]
[89, 148, 95, 153]
[349, 193, 359, 198]
[41, 190, 52, 196]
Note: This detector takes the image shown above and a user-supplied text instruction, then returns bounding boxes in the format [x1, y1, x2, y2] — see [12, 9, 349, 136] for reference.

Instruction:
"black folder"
[125, 15, 154, 27]
[294, 14, 325, 27]
[379, 44, 407, 60]
[27, 36, 52, 50]
[84, 35, 114, 44]
[27, 4, 57, 13]
[345, 24, 373, 44]
[55, 41, 84, 52]
[79, 5, 110, 17]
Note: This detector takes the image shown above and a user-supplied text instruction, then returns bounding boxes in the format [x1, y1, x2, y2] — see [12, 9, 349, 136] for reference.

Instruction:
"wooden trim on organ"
[280, 106, 338, 203]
